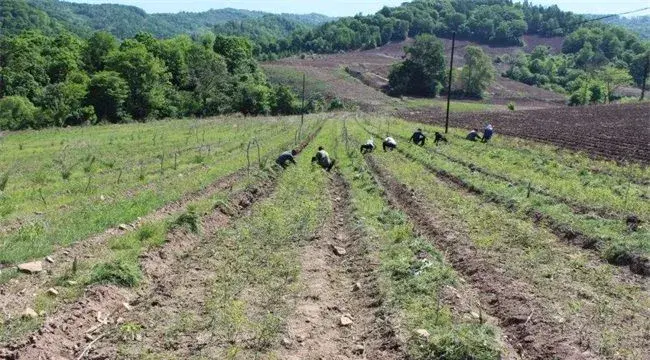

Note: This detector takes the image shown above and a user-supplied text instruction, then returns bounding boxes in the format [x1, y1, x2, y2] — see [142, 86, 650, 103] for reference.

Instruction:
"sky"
[69, 0, 650, 17]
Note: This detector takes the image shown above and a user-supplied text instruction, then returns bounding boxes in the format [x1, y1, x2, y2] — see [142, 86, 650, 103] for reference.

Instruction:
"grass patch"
[89, 259, 142, 287]
[169, 205, 200, 234]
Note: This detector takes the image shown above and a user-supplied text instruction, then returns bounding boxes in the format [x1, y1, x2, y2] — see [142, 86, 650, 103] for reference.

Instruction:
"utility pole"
[300, 73, 306, 140]
[444, 32, 456, 134]
[641, 55, 649, 101]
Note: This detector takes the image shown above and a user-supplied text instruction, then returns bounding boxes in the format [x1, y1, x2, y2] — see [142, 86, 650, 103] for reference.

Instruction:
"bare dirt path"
[279, 172, 402, 360]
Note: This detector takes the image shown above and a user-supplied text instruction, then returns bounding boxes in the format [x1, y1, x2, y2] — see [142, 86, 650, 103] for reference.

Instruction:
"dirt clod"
[352, 344, 365, 355]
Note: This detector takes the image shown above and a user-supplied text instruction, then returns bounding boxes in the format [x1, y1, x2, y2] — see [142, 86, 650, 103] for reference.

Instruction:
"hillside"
[1, 0, 333, 38]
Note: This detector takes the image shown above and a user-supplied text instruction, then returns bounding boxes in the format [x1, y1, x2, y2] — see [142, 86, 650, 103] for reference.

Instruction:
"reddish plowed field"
[400, 102, 650, 163]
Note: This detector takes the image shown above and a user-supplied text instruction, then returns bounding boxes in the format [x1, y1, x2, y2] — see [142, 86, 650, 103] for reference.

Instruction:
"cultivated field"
[0, 113, 648, 360]
[400, 102, 650, 163]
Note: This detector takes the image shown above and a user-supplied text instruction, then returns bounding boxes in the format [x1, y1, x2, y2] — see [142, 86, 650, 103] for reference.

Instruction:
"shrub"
[507, 102, 515, 111]
[89, 259, 142, 287]
[0, 96, 37, 130]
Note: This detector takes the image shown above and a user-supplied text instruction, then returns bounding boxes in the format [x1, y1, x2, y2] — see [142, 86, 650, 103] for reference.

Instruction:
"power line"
[572, 7, 650, 27]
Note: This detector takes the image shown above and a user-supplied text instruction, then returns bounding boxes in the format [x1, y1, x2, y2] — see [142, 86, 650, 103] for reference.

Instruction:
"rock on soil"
[22, 308, 38, 319]
[45, 256, 55, 264]
[17, 261, 43, 274]
[340, 315, 354, 326]
[46, 288, 59, 296]
[414, 329, 430, 339]
[331, 244, 347, 256]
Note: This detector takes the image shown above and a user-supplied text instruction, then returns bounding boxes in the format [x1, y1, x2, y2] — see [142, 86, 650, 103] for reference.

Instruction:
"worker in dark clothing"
[466, 129, 482, 142]
[433, 132, 448, 145]
[383, 136, 397, 152]
[482, 124, 494, 143]
[311, 146, 336, 172]
[360, 139, 375, 154]
[276, 149, 297, 169]
[409, 128, 426, 146]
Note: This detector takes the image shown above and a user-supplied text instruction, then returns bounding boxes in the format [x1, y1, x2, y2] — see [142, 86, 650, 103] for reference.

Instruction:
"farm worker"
[360, 139, 375, 154]
[383, 136, 397, 152]
[276, 149, 297, 169]
[466, 129, 482, 142]
[409, 128, 426, 146]
[312, 146, 336, 172]
[482, 124, 494, 143]
[433, 132, 448, 145]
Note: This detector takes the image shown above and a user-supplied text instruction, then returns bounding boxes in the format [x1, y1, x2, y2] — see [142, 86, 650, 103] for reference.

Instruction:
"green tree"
[460, 46, 495, 97]
[272, 85, 298, 115]
[597, 65, 633, 102]
[86, 71, 129, 122]
[388, 34, 446, 97]
[106, 40, 171, 119]
[186, 45, 231, 116]
[213, 34, 254, 74]
[83, 31, 118, 73]
[0, 96, 37, 130]
[37, 72, 91, 126]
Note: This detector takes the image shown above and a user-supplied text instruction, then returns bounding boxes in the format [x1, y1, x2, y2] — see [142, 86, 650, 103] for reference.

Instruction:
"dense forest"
[0, 28, 313, 130]
[1, 0, 333, 39]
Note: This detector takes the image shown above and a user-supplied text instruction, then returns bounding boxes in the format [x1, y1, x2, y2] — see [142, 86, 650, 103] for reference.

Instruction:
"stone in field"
[330, 244, 347, 256]
[22, 308, 38, 319]
[340, 315, 353, 326]
[17, 261, 43, 274]
[47, 288, 59, 296]
[414, 329, 430, 339]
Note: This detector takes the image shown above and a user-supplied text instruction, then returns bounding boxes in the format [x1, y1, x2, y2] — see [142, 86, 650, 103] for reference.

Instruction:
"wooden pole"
[445, 32, 456, 134]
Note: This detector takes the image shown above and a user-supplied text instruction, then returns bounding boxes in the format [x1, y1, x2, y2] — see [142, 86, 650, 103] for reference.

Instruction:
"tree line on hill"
[504, 24, 650, 104]
[0, 30, 309, 130]
[1, 0, 332, 39]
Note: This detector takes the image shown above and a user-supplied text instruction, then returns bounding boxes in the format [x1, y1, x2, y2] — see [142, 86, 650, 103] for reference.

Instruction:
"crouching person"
[312, 146, 336, 172]
[433, 132, 448, 145]
[466, 129, 482, 142]
[383, 136, 397, 152]
[360, 139, 375, 154]
[276, 149, 297, 169]
[409, 128, 426, 146]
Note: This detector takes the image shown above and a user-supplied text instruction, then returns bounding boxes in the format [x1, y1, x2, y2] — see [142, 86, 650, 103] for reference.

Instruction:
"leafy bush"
[0, 96, 37, 130]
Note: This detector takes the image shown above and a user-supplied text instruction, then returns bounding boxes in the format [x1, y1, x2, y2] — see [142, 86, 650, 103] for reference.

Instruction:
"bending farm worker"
[466, 129, 482, 142]
[433, 132, 448, 145]
[276, 149, 297, 169]
[360, 138, 375, 154]
[383, 136, 397, 152]
[311, 146, 336, 172]
[482, 124, 494, 143]
[409, 128, 426, 146]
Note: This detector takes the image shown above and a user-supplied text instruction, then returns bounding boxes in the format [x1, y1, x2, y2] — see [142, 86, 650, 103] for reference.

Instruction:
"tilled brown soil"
[399, 102, 650, 163]
[364, 156, 598, 360]
[278, 172, 402, 360]
[0, 175, 278, 360]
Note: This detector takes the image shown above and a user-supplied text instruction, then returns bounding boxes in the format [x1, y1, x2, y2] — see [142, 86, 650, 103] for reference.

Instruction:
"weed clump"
[169, 205, 200, 233]
[507, 102, 515, 111]
[0, 171, 9, 192]
[89, 259, 142, 287]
